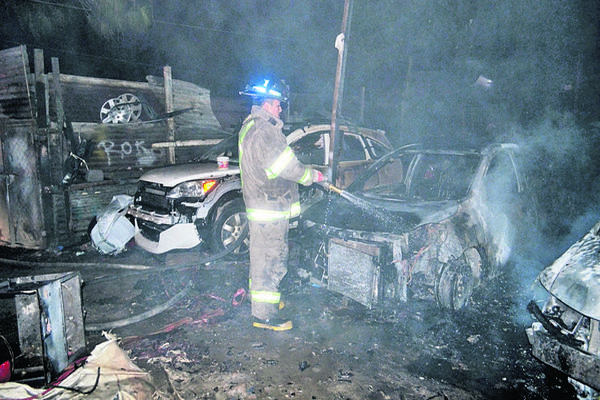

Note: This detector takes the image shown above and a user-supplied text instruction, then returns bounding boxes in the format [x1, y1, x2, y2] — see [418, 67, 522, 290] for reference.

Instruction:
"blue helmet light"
[241, 79, 288, 102]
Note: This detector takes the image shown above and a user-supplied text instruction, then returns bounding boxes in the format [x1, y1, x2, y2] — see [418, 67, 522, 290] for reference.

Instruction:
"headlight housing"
[166, 180, 218, 200]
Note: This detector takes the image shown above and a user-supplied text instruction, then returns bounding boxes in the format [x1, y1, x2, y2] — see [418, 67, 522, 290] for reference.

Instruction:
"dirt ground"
[0, 241, 578, 400]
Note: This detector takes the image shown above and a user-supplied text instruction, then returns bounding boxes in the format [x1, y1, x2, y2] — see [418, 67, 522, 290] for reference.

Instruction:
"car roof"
[346, 142, 520, 192]
[286, 124, 392, 148]
[386, 142, 519, 156]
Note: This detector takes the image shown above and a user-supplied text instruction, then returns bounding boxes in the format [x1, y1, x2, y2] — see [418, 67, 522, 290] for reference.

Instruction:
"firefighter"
[238, 79, 325, 331]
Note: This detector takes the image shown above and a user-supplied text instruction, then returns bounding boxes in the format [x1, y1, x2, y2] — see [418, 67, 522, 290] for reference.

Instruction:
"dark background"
[1, 0, 600, 259]
[1, 1, 599, 132]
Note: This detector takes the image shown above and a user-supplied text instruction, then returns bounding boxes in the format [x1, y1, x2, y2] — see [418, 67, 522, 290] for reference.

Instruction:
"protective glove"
[312, 170, 332, 191]
[313, 170, 325, 183]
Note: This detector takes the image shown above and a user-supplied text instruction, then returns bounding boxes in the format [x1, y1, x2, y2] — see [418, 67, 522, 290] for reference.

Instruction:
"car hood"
[538, 220, 600, 320]
[139, 162, 240, 187]
[302, 194, 461, 234]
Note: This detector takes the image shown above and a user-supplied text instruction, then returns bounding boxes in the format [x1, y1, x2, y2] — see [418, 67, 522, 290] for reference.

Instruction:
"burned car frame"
[527, 220, 600, 399]
[298, 143, 535, 311]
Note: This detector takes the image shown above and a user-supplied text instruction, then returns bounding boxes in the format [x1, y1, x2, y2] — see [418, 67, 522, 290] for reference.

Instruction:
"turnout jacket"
[239, 105, 316, 221]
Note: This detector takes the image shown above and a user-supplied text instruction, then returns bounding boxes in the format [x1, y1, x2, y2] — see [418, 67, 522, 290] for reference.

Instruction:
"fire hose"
[315, 181, 377, 211]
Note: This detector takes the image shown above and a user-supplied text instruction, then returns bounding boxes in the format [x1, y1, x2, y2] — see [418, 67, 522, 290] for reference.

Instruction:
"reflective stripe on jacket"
[246, 202, 301, 221]
[238, 105, 314, 221]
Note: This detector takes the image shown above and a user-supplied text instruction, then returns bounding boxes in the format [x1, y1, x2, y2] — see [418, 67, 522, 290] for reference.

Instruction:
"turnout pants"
[248, 218, 289, 320]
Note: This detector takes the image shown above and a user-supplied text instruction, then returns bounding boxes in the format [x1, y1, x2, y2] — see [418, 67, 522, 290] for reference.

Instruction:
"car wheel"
[435, 255, 474, 310]
[209, 198, 249, 257]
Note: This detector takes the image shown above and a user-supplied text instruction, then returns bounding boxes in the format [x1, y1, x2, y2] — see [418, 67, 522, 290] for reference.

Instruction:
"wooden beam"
[34, 48, 48, 128]
[163, 66, 176, 164]
[51, 57, 65, 130]
[152, 139, 223, 148]
[58, 73, 154, 90]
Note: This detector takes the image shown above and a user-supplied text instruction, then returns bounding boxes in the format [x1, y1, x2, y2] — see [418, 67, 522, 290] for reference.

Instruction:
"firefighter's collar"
[251, 105, 283, 129]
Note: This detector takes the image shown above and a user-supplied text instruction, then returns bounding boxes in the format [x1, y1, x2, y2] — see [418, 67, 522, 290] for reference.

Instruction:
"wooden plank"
[0, 75, 34, 92]
[34, 48, 47, 128]
[51, 57, 65, 130]
[0, 45, 34, 120]
[54, 80, 163, 123]
[69, 180, 138, 234]
[0, 46, 29, 70]
[163, 66, 175, 164]
[152, 139, 223, 148]
[146, 75, 225, 135]
[70, 121, 170, 175]
[59, 73, 154, 91]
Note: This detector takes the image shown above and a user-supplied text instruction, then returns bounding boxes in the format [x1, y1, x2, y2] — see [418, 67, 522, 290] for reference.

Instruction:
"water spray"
[317, 181, 377, 212]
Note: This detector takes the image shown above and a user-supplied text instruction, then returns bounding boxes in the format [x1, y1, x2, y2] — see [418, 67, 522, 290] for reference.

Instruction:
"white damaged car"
[527, 220, 600, 399]
[127, 124, 391, 255]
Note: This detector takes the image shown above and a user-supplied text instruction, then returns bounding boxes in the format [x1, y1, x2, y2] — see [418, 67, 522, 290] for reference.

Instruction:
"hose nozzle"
[316, 181, 342, 194]
[315, 181, 344, 195]
[327, 184, 343, 195]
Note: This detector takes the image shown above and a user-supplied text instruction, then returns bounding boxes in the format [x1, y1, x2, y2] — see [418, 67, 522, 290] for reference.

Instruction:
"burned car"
[526, 221, 600, 399]
[298, 143, 535, 310]
[127, 124, 391, 254]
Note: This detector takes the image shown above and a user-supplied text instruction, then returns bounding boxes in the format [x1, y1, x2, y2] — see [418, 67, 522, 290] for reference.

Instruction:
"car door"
[288, 125, 391, 189]
[334, 132, 374, 188]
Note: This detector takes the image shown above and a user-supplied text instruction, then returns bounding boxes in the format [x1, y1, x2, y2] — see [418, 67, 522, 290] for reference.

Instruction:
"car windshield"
[359, 151, 481, 201]
[194, 134, 239, 162]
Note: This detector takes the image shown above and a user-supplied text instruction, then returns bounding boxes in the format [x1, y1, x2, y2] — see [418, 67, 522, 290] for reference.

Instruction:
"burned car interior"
[362, 149, 482, 201]
[296, 143, 532, 312]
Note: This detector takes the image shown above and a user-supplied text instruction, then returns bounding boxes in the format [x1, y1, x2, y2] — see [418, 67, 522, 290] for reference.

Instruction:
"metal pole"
[329, 0, 353, 186]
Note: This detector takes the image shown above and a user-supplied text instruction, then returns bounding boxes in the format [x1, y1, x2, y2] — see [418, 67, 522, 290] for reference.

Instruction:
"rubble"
[0, 245, 578, 399]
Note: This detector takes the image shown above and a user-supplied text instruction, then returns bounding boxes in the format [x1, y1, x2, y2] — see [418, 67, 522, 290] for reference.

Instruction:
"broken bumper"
[526, 322, 600, 391]
[134, 222, 201, 254]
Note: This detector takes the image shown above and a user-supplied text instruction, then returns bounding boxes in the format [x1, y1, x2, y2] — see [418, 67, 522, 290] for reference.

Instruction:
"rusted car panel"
[527, 220, 600, 397]
[299, 143, 534, 310]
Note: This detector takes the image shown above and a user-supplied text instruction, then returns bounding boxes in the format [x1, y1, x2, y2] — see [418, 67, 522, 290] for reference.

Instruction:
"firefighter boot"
[252, 316, 293, 331]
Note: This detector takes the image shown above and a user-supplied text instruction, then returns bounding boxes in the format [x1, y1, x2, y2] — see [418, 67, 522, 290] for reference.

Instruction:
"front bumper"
[526, 322, 600, 391]
[134, 221, 201, 254]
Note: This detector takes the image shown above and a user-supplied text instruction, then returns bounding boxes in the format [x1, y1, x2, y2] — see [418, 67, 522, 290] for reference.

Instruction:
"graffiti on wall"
[96, 140, 165, 167]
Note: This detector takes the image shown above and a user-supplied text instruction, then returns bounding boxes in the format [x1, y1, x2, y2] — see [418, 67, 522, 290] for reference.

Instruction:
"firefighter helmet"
[239, 79, 288, 103]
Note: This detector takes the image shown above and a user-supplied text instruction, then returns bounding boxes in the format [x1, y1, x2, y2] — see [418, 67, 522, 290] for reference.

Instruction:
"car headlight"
[167, 180, 218, 200]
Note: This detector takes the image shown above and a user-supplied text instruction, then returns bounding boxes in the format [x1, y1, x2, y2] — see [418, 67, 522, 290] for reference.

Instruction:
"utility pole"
[329, 0, 353, 185]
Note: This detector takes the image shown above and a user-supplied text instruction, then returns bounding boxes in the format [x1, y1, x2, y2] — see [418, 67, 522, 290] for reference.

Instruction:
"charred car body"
[127, 124, 391, 254]
[298, 143, 535, 310]
[527, 221, 600, 399]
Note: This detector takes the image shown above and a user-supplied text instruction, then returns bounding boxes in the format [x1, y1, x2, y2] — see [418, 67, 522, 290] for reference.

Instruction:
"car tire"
[209, 198, 249, 258]
[435, 255, 475, 311]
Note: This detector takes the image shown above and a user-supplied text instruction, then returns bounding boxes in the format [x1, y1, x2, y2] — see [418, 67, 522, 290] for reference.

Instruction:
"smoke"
[496, 112, 600, 325]
[144, 0, 342, 102]
[1, 1, 596, 129]
[0, 0, 598, 324]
